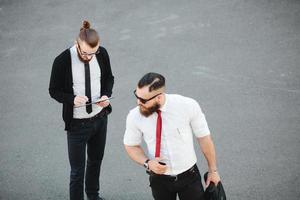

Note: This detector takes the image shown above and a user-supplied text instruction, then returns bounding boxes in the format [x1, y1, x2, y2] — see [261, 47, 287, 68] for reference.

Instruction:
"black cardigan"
[49, 46, 114, 130]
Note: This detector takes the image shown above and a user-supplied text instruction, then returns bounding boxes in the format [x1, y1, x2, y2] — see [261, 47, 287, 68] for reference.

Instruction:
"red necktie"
[155, 110, 162, 158]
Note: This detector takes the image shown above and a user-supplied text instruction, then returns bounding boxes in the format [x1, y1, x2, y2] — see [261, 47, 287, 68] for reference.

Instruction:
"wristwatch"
[143, 159, 150, 170]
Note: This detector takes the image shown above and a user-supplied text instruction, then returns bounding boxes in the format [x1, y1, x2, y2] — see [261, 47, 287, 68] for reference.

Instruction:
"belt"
[72, 109, 107, 123]
[148, 164, 198, 181]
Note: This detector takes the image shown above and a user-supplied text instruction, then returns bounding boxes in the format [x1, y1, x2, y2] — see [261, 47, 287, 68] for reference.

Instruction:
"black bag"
[203, 172, 227, 200]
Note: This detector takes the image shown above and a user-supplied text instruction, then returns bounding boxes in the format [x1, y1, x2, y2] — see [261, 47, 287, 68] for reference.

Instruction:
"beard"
[139, 102, 160, 117]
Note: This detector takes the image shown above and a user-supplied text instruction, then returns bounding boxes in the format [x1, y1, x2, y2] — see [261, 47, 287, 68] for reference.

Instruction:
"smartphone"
[75, 97, 114, 108]
[92, 97, 114, 104]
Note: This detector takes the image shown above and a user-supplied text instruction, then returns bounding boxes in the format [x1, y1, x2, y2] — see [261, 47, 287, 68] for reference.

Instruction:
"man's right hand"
[74, 95, 89, 106]
[148, 158, 167, 174]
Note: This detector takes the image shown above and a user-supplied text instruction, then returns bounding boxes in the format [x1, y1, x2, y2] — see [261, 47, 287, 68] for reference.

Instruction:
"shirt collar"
[159, 93, 168, 112]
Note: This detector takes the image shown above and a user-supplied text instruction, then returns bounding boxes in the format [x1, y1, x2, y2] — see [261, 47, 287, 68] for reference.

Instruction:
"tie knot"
[156, 110, 161, 115]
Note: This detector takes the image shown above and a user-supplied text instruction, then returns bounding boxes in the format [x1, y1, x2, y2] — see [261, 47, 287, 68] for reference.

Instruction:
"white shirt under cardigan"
[70, 45, 103, 119]
[124, 94, 211, 175]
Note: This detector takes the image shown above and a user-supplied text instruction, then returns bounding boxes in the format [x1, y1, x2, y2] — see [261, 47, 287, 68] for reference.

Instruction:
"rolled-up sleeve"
[123, 111, 143, 146]
[189, 99, 211, 138]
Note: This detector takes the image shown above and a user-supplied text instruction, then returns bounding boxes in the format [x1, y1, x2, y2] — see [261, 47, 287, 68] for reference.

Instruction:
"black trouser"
[67, 113, 107, 200]
[149, 165, 205, 200]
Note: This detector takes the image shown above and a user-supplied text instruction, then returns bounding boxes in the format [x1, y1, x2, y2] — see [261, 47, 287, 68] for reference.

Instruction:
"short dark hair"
[78, 20, 99, 48]
[138, 72, 165, 92]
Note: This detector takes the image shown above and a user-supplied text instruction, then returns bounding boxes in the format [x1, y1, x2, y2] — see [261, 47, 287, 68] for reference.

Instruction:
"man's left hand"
[96, 95, 110, 108]
[206, 171, 221, 187]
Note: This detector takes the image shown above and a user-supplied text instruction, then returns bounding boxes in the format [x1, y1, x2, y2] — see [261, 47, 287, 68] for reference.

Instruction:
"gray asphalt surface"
[0, 0, 299, 199]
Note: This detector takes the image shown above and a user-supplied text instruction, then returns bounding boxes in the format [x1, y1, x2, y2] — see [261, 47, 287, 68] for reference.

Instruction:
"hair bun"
[82, 20, 91, 29]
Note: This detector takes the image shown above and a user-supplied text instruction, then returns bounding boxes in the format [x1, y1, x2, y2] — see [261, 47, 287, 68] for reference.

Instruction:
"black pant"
[149, 165, 205, 200]
[67, 114, 107, 200]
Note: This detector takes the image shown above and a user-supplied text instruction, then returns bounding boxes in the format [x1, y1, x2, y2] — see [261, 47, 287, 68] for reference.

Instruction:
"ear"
[74, 40, 79, 48]
[157, 94, 163, 103]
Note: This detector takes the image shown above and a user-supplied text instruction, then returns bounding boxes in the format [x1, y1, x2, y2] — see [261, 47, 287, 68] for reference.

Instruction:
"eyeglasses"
[133, 90, 162, 104]
[77, 41, 100, 56]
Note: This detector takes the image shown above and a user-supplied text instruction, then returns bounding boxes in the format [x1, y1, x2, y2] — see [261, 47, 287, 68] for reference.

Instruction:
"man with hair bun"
[49, 20, 114, 200]
[124, 72, 221, 200]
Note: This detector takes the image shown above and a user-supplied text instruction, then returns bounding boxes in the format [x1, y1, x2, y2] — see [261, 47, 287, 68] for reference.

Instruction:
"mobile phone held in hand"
[74, 97, 114, 108]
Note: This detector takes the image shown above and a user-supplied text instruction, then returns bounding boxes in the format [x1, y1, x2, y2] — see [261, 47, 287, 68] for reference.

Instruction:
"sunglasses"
[77, 41, 100, 56]
[133, 90, 162, 104]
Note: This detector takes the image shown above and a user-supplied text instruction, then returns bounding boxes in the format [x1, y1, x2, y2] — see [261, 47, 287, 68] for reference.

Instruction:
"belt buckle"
[171, 175, 178, 181]
[189, 168, 195, 173]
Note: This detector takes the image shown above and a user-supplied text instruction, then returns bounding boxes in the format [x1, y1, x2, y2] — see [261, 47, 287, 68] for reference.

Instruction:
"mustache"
[139, 103, 160, 117]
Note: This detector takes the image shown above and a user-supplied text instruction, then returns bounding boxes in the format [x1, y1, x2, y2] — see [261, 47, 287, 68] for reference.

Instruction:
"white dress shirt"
[70, 45, 103, 119]
[124, 94, 210, 175]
